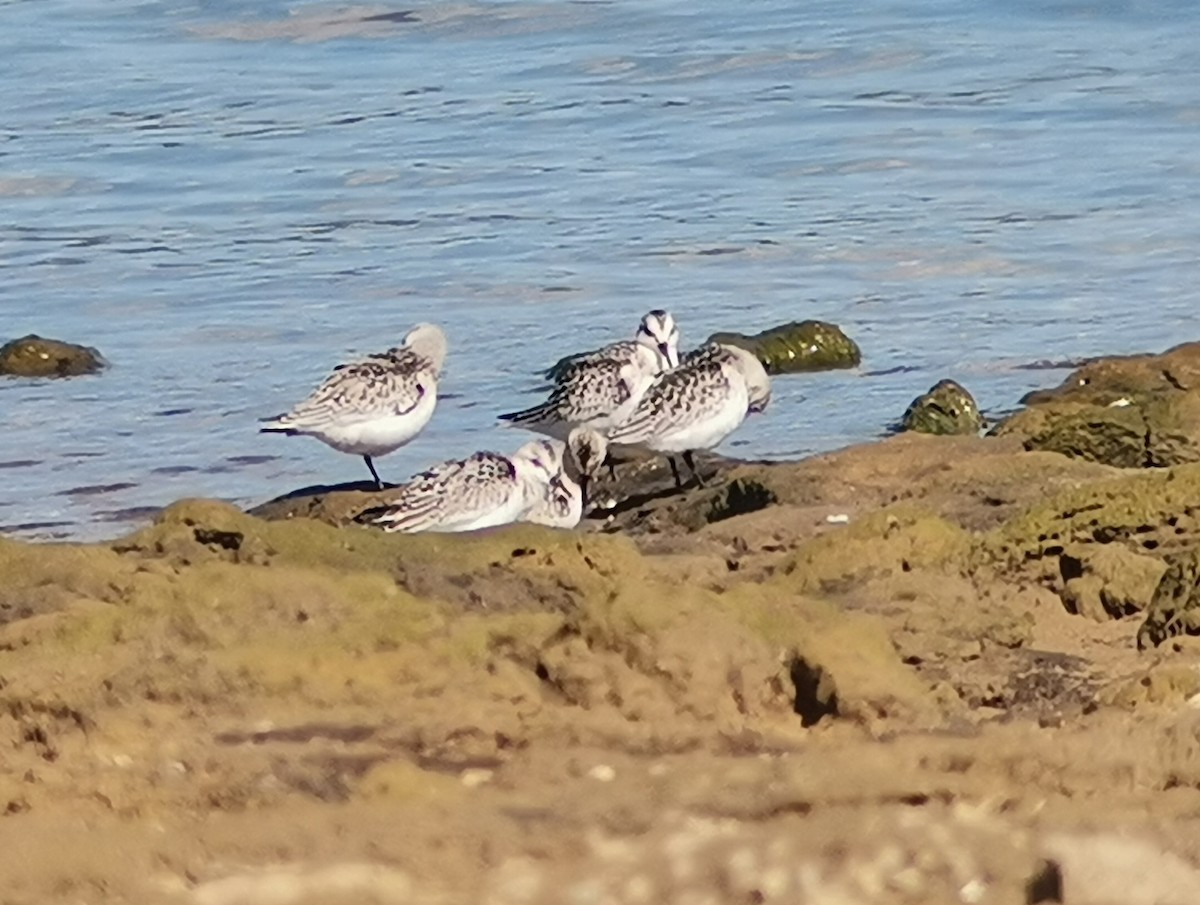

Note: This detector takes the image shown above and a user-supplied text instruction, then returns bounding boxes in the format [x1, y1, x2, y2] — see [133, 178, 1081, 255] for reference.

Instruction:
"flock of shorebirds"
[260, 311, 771, 533]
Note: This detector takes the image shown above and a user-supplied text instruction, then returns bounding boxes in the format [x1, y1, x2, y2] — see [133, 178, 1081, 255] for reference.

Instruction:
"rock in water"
[706, 320, 860, 374]
[900, 379, 983, 435]
[0, 334, 107, 377]
[993, 340, 1200, 468]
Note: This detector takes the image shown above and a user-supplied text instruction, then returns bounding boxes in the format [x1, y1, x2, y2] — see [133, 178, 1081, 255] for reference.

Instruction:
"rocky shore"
[5, 343, 1200, 904]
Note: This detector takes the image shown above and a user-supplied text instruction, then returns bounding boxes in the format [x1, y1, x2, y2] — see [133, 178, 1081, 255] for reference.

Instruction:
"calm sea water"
[3, 0, 1200, 540]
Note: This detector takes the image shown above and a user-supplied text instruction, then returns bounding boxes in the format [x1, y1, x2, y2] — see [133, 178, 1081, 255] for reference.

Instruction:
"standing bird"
[500, 311, 681, 441]
[606, 343, 770, 488]
[523, 428, 609, 529]
[260, 323, 446, 489]
[498, 356, 654, 442]
[541, 309, 681, 384]
[370, 440, 560, 534]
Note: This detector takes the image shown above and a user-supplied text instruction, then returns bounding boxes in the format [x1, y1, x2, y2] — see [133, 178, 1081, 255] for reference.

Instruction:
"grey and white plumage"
[541, 310, 681, 384]
[607, 343, 770, 486]
[371, 440, 559, 534]
[499, 354, 655, 441]
[260, 323, 446, 488]
[501, 311, 680, 440]
[523, 428, 609, 529]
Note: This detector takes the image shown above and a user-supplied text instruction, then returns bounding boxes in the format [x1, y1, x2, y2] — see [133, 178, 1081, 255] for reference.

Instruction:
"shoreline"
[3, 342, 1200, 901]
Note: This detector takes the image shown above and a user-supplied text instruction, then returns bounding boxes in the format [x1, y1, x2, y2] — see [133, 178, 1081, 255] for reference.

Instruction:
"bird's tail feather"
[498, 403, 552, 427]
[259, 415, 301, 435]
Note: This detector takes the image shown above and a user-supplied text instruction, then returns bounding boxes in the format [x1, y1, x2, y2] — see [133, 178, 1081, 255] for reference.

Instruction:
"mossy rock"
[995, 340, 1200, 468]
[0, 334, 106, 377]
[980, 464, 1200, 571]
[1020, 341, 1200, 406]
[993, 402, 1152, 468]
[707, 320, 861, 374]
[1137, 548, 1200, 650]
[900, 380, 983, 436]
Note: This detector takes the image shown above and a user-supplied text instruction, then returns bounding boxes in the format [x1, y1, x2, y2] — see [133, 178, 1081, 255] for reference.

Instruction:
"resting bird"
[260, 323, 446, 489]
[523, 428, 609, 529]
[370, 440, 559, 534]
[606, 343, 770, 488]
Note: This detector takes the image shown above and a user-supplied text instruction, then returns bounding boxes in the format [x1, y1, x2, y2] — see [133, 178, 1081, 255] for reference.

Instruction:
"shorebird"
[370, 440, 560, 534]
[260, 323, 446, 489]
[523, 428, 609, 529]
[542, 309, 681, 384]
[606, 343, 770, 488]
[500, 311, 681, 442]
[499, 356, 655, 442]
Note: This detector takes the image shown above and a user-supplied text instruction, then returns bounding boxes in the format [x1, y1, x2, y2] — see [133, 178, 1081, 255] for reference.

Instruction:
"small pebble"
[588, 764, 616, 783]
[825, 513, 851, 524]
[461, 768, 494, 788]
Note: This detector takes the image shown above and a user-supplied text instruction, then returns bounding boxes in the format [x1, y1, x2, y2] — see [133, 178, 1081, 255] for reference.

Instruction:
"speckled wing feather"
[607, 354, 734, 445]
[277, 348, 431, 428]
[502, 358, 632, 427]
[543, 339, 638, 383]
[373, 452, 518, 533]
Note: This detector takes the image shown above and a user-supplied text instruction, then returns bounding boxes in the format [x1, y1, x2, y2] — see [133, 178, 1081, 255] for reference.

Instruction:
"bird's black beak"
[579, 474, 591, 508]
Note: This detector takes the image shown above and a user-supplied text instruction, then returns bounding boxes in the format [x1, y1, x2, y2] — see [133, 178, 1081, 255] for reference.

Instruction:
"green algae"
[979, 463, 1200, 572]
[781, 507, 972, 596]
[995, 341, 1200, 468]
[1137, 548, 1200, 650]
[900, 380, 984, 436]
[0, 334, 106, 377]
[707, 319, 861, 375]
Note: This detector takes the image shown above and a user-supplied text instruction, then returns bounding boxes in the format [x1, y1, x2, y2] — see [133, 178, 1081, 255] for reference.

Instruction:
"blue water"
[3, 0, 1200, 539]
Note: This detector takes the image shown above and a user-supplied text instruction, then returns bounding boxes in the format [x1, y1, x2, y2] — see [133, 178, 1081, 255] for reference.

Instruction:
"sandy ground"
[6, 357, 1200, 903]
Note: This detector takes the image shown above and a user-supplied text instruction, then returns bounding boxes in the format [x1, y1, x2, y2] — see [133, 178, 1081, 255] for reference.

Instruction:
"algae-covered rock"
[784, 507, 973, 596]
[707, 319, 861, 374]
[977, 464, 1200, 622]
[900, 379, 984, 436]
[0, 334, 106, 377]
[1059, 544, 1166, 622]
[980, 464, 1200, 576]
[1020, 342, 1200, 407]
[995, 341, 1200, 468]
[1137, 548, 1200, 650]
[993, 401, 1154, 468]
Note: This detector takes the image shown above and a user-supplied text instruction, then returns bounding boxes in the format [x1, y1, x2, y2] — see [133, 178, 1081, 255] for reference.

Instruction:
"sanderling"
[524, 428, 609, 529]
[370, 440, 559, 533]
[260, 323, 446, 489]
[606, 343, 770, 488]
[542, 310, 680, 384]
[499, 356, 655, 442]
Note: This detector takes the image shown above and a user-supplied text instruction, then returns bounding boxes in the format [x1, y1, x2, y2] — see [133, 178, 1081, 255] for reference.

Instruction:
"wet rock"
[994, 341, 1200, 467]
[706, 319, 861, 374]
[1138, 548, 1200, 649]
[0, 334, 106, 377]
[900, 379, 984, 436]
[249, 480, 398, 526]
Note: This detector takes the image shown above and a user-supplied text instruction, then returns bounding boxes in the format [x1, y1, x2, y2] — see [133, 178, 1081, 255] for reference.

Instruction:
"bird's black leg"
[603, 451, 618, 480]
[683, 450, 704, 487]
[364, 455, 384, 490]
[668, 455, 682, 489]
